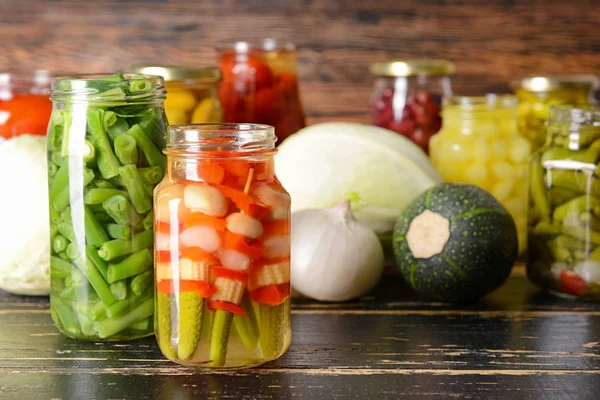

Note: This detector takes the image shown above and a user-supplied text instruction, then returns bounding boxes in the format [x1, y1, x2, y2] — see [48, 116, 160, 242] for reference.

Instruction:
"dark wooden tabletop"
[1, 266, 599, 400]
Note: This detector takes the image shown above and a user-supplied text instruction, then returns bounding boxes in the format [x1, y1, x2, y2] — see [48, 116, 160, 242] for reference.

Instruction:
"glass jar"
[515, 75, 598, 152]
[154, 123, 291, 368]
[0, 70, 52, 141]
[218, 39, 306, 144]
[129, 65, 222, 125]
[429, 95, 530, 253]
[47, 73, 167, 340]
[370, 59, 454, 153]
[528, 105, 600, 300]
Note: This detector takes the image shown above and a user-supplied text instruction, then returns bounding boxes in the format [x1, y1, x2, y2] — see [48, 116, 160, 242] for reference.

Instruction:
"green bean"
[106, 116, 129, 140]
[119, 164, 152, 214]
[84, 188, 128, 205]
[72, 255, 116, 307]
[58, 251, 70, 261]
[87, 108, 121, 179]
[48, 161, 59, 178]
[94, 179, 117, 189]
[129, 317, 152, 331]
[138, 109, 167, 148]
[83, 139, 96, 165]
[51, 297, 81, 337]
[53, 167, 95, 212]
[57, 222, 76, 243]
[90, 301, 108, 321]
[114, 134, 138, 165]
[106, 224, 132, 240]
[94, 212, 113, 223]
[142, 210, 154, 231]
[84, 206, 109, 246]
[130, 269, 153, 296]
[129, 79, 153, 93]
[86, 245, 109, 281]
[106, 249, 152, 284]
[95, 297, 154, 339]
[51, 152, 66, 167]
[106, 286, 152, 318]
[49, 164, 69, 200]
[51, 256, 72, 273]
[126, 124, 165, 172]
[53, 235, 68, 253]
[139, 166, 163, 185]
[66, 243, 81, 260]
[99, 228, 156, 261]
[110, 280, 128, 301]
[60, 207, 72, 224]
[102, 194, 133, 225]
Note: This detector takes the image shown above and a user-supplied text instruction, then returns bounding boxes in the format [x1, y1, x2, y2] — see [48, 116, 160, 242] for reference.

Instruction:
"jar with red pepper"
[0, 70, 52, 140]
[218, 39, 306, 144]
[370, 59, 455, 153]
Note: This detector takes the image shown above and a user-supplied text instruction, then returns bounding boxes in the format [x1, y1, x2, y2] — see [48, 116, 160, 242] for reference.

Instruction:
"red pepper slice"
[156, 250, 173, 263]
[218, 185, 254, 213]
[212, 266, 248, 282]
[208, 300, 247, 316]
[157, 279, 216, 298]
[560, 270, 587, 296]
[262, 220, 290, 237]
[247, 203, 272, 220]
[250, 283, 290, 306]
[155, 222, 183, 234]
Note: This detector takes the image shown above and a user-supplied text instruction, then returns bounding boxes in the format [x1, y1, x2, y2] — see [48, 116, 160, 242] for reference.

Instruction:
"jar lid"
[128, 65, 222, 83]
[370, 59, 455, 77]
[517, 75, 598, 92]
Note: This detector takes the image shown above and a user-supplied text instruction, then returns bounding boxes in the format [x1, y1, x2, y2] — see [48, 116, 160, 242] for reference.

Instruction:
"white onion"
[291, 202, 384, 301]
[180, 226, 221, 253]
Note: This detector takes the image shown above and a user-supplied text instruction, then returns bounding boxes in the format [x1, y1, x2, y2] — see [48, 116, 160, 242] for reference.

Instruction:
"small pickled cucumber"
[209, 309, 233, 367]
[177, 291, 204, 360]
[233, 294, 259, 350]
[258, 302, 287, 360]
[157, 292, 177, 360]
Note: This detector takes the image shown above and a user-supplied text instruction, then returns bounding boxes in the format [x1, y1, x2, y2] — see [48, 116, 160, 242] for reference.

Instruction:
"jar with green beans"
[528, 105, 600, 300]
[47, 73, 167, 340]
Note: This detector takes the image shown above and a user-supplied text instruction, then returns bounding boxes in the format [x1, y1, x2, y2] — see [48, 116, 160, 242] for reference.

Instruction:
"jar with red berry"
[218, 39, 306, 144]
[370, 59, 455, 153]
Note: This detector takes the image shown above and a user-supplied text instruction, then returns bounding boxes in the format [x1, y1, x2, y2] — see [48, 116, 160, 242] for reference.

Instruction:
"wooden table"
[1, 267, 599, 399]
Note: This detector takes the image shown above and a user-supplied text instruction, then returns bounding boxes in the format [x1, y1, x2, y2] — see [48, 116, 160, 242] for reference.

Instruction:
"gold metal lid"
[370, 59, 455, 77]
[128, 65, 221, 83]
[517, 75, 598, 92]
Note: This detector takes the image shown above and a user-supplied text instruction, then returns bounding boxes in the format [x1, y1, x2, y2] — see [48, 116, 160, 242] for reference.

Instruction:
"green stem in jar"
[87, 108, 121, 179]
[114, 134, 139, 165]
[562, 224, 600, 246]
[84, 206, 110, 246]
[51, 297, 81, 337]
[553, 195, 600, 223]
[119, 164, 152, 214]
[209, 309, 234, 367]
[53, 235, 68, 253]
[142, 210, 154, 231]
[52, 167, 95, 213]
[106, 249, 152, 284]
[105, 112, 130, 140]
[110, 280, 128, 301]
[57, 222, 76, 243]
[530, 161, 551, 222]
[48, 161, 59, 178]
[84, 188, 128, 205]
[83, 139, 96, 165]
[49, 164, 70, 201]
[106, 286, 152, 318]
[86, 245, 109, 281]
[98, 230, 153, 261]
[233, 293, 259, 350]
[139, 166, 164, 185]
[105, 223, 132, 240]
[138, 108, 167, 148]
[130, 269, 153, 296]
[72, 255, 117, 307]
[102, 194, 134, 225]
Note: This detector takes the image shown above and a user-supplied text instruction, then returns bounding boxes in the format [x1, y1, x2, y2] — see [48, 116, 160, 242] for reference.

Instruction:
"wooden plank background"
[1, 0, 599, 124]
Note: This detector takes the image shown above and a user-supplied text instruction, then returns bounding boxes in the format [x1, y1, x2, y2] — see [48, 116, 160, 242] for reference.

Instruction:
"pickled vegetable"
[527, 105, 600, 300]
[48, 74, 166, 340]
[429, 95, 530, 254]
[154, 124, 291, 368]
[515, 76, 597, 152]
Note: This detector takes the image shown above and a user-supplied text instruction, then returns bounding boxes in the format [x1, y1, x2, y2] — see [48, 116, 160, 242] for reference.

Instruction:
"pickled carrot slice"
[249, 283, 290, 306]
[156, 250, 173, 263]
[180, 246, 218, 263]
[261, 220, 290, 237]
[155, 222, 184, 234]
[197, 163, 225, 184]
[222, 231, 263, 260]
[207, 300, 246, 316]
[157, 279, 216, 298]
[184, 212, 227, 231]
[218, 185, 254, 213]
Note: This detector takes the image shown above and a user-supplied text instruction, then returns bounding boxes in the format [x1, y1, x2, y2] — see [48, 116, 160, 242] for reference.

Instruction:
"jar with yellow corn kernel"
[429, 95, 531, 253]
[514, 75, 598, 152]
[129, 65, 222, 125]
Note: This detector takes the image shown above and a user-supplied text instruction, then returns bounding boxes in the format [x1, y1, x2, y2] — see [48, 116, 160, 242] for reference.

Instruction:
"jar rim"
[515, 75, 598, 92]
[127, 65, 222, 83]
[166, 123, 277, 156]
[370, 59, 455, 77]
[50, 73, 165, 103]
[444, 94, 517, 108]
[217, 39, 296, 53]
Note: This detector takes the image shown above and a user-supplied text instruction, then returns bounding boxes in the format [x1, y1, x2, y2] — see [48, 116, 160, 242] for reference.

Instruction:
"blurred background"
[2, 0, 599, 123]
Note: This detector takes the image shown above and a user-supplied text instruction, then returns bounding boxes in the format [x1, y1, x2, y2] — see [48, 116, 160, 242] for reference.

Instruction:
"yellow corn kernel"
[179, 258, 211, 281]
[211, 277, 245, 305]
[155, 262, 171, 282]
[248, 261, 290, 291]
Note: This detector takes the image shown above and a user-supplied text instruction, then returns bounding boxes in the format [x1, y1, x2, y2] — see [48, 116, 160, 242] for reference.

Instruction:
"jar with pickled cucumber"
[514, 75, 598, 152]
[528, 105, 600, 300]
[154, 123, 291, 368]
[429, 95, 531, 253]
[129, 65, 222, 125]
